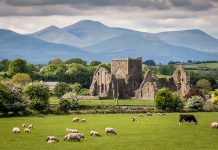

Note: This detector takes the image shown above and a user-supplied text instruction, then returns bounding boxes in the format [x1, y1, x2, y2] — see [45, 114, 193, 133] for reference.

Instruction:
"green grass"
[49, 96, 155, 106]
[184, 63, 218, 70]
[1, 113, 218, 150]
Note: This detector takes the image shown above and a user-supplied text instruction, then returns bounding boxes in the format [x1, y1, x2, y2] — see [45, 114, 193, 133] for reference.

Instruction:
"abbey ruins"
[90, 57, 190, 100]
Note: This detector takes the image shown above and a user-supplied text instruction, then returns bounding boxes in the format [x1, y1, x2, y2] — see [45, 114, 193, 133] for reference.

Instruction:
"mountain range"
[0, 20, 218, 64]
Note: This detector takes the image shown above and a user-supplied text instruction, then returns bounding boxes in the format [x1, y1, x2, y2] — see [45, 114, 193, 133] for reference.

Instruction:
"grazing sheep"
[158, 113, 166, 116]
[12, 127, 20, 133]
[90, 131, 101, 137]
[66, 128, 79, 133]
[47, 140, 59, 143]
[105, 127, 117, 135]
[64, 133, 80, 142]
[77, 133, 85, 139]
[72, 117, 79, 122]
[46, 136, 59, 142]
[147, 112, 152, 116]
[132, 117, 137, 122]
[81, 119, 86, 122]
[138, 114, 144, 117]
[29, 124, 33, 129]
[24, 128, 31, 133]
[211, 122, 218, 129]
[22, 124, 26, 128]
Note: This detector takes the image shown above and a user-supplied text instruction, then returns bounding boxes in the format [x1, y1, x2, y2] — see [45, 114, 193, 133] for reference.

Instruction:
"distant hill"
[1, 20, 218, 64]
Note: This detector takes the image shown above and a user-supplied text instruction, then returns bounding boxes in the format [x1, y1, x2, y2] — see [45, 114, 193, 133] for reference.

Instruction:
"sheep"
[66, 128, 79, 133]
[211, 122, 218, 129]
[77, 133, 85, 139]
[138, 114, 144, 117]
[47, 140, 59, 143]
[12, 127, 20, 133]
[24, 128, 31, 133]
[72, 117, 79, 122]
[132, 117, 138, 122]
[81, 119, 86, 122]
[158, 113, 166, 116]
[90, 131, 101, 137]
[64, 133, 80, 142]
[105, 127, 117, 135]
[22, 124, 26, 128]
[46, 136, 59, 142]
[147, 112, 152, 116]
[29, 124, 33, 129]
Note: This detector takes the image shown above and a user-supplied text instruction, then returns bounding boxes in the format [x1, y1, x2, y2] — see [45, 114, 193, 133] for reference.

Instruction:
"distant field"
[49, 96, 155, 106]
[1, 113, 218, 150]
[183, 63, 218, 70]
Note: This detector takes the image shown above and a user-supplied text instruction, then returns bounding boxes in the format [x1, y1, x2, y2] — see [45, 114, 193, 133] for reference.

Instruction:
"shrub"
[186, 96, 204, 110]
[211, 89, 218, 104]
[11, 73, 31, 85]
[154, 88, 184, 111]
[53, 82, 71, 98]
[71, 83, 82, 95]
[79, 88, 90, 96]
[184, 86, 205, 100]
[196, 79, 212, 94]
[23, 82, 49, 112]
[58, 98, 71, 113]
[62, 92, 79, 109]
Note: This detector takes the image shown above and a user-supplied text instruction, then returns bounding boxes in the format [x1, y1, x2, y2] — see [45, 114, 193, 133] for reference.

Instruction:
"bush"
[53, 82, 71, 98]
[184, 86, 205, 100]
[79, 88, 90, 96]
[58, 98, 71, 113]
[11, 73, 31, 85]
[61, 92, 79, 109]
[186, 96, 204, 110]
[196, 79, 212, 94]
[154, 88, 184, 111]
[211, 89, 218, 104]
[71, 83, 82, 95]
[23, 82, 49, 112]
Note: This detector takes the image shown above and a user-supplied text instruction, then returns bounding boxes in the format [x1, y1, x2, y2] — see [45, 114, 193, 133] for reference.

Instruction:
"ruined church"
[90, 58, 190, 100]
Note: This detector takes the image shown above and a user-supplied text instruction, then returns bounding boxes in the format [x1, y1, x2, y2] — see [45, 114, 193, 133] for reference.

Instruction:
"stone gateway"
[90, 58, 190, 100]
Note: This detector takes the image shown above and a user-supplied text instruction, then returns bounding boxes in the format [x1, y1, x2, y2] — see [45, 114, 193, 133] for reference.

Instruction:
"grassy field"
[183, 63, 218, 70]
[49, 96, 155, 106]
[1, 113, 218, 150]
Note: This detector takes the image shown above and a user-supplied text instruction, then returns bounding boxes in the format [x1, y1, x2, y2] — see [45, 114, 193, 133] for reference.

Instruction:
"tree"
[196, 79, 212, 94]
[154, 88, 184, 111]
[48, 58, 64, 65]
[158, 65, 175, 76]
[71, 83, 82, 95]
[11, 73, 31, 85]
[186, 96, 204, 110]
[65, 58, 87, 65]
[90, 60, 101, 66]
[7, 59, 27, 76]
[58, 98, 71, 113]
[79, 88, 90, 96]
[143, 59, 156, 66]
[53, 82, 71, 98]
[61, 92, 79, 109]
[0, 59, 10, 72]
[211, 90, 218, 104]
[184, 86, 205, 100]
[23, 82, 49, 111]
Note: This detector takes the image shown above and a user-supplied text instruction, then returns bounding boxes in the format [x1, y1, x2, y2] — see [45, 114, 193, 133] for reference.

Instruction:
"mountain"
[155, 29, 218, 52]
[87, 34, 218, 63]
[0, 29, 91, 64]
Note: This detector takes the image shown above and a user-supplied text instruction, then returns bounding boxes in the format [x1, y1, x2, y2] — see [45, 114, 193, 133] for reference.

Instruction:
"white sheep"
[105, 127, 117, 135]
[22, 124, 26, 128]
[138, 114, 144, 117]
[66, 128, 79, 133]
[29, 124, 33, 129]
[158, 113, 166, 116]
[64, 133, 80, 142]
[81, 119, 86, 122]
[77, 133, 85, 139]
[132, 117, 138, 122]
[90, 131, 101, 137]
[24, 128, 31, 133]
[147, 112, 152, 116]
[12, 127, 20, 133]
[46, 136, 59, 142]
[72, 117, 79, 122]
[211, 122, 218, 129]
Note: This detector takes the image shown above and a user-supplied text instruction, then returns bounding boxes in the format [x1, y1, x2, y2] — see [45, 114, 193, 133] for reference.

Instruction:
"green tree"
[0, 59, 10, 72]
[7, 59, 27, 76]
[143, 59, 156, 66]
[196, 79, 212, 94]
[154, 88, 184, 111]
[58, 98, 71, 113]
[48, 58, 64, 65]
[53, 82, 71, 98]
[159, 65, 175, 76]
[65, 58, 87, 65]
[71, 83, 82, 95]
[79, 88, 90, 96]
[11, 73, 31, 85]
[90, 60, 101, 66]
[211, 90, 218, 104]
[23, 82, 49, 111]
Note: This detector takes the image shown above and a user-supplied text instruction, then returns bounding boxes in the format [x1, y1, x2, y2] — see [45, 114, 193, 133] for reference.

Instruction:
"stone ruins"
[90, 57, 190, 100]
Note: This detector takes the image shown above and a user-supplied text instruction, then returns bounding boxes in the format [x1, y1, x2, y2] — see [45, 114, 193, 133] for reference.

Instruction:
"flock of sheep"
[12, 117, 117, 144]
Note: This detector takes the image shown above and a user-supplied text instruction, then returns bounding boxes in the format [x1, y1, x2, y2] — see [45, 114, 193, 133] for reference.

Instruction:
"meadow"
[1, 113, 218, 150]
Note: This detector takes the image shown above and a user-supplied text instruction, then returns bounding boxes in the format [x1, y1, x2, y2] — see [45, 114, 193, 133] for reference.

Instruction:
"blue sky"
[0, 0, 218, 38]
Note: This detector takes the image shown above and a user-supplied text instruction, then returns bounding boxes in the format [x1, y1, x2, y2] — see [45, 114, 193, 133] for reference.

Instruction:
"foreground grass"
[49, 96, 155, 106]
[1, 113, 218, 150]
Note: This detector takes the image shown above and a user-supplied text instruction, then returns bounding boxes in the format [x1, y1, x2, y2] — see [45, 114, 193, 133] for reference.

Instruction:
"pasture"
[1, 113, 218, 150]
